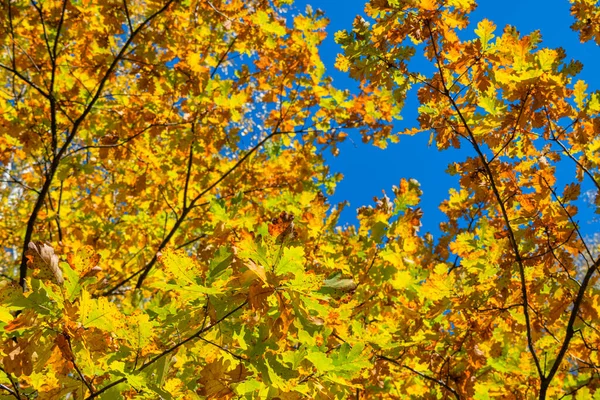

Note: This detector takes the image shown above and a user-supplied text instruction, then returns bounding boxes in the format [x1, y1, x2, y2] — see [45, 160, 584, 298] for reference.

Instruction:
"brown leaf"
[2, 331, 46, 377]
[4, 309, 37, 333]
[268, 212, 296, 243]
[197, 359, 234, 398]
[207, 298, 218, 325]
[272, 291, 293, 340]
[26, 241, 63, 285]
[246, 259, 267, 283]
[248, 280, 273, 313]
[226, 363, 252, 383]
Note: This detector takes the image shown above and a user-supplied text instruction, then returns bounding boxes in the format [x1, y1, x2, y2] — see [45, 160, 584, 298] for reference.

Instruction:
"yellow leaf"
[391, 270, 413, 290]
[574, 79, 588, 109]
[186, 52, 203, 73]
[475, 19, 496, 50]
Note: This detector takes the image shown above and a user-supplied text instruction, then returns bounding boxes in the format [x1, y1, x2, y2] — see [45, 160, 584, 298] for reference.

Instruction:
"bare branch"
[122, 0, 133, 32]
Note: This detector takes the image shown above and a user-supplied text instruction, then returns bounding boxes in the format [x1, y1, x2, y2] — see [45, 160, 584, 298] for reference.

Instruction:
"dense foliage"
[1, 0, 599, 398]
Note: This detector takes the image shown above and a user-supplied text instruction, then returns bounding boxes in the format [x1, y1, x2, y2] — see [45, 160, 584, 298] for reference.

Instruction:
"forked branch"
[84, 300, 247, 399]
[424, 19, 543, 381]
[18, 0, 177, 289]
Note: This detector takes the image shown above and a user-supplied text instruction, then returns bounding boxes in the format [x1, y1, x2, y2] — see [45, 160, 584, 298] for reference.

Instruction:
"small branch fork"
[378, 355, 461, 400]
[102, 124, 304, 295]
[84, 300, 247, 399]
[107, 50, 322, 293]
[0, 367, 22, 400]
[543, 106, 600, 193]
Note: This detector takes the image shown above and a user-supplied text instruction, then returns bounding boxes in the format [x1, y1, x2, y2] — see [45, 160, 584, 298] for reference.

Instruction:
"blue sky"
[292, 0, 600, 238]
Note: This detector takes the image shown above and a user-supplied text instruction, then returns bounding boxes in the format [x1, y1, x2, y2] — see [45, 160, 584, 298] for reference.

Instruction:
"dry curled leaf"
[26, 241, 63, 286]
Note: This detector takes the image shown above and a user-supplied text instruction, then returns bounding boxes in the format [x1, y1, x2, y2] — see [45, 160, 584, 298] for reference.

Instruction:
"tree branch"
[378, 355, 461, 400]
[84, 300, 247, 400]
[134, 128, 290, 289]
[489, 89, 531, 164]
[182, 133, 194, 210]
[0, 367, 21, 400]
[0, 63, 50, 100]
[424, 19, 544, 380]
[539, 177, 600, 395]
[65, 334, 95, 396]
[18, 0, 177, 289]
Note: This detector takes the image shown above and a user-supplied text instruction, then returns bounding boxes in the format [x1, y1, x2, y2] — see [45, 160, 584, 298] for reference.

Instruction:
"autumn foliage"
[1, 0, 599, 398]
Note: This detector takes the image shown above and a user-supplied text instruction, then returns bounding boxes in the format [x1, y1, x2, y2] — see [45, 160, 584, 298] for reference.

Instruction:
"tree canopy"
[0, 0, 599, 398]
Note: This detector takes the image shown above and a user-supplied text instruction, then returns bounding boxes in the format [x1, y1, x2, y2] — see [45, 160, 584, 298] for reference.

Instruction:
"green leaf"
[371, 221, 388, 243]
[322, 273, 357, 292]
[162, 282, 222, 297]
[62, 261, 83, 301]
[330, 343, 371, 378]
[306, 351, 335, 372]
[0, 281, 32, 311]
[275, 246, 305, 277]
[536, 49, 556, 71]
[78, 289, 121, 331]
[234, 379, 263, 396]
[254, 10, 286, 37]
[209, 246, 233, 279]
[265, 355, 298, 390]
[478, 95, 503, 116]
[152, 354, 173, 387]
[282, 348, 307, 369]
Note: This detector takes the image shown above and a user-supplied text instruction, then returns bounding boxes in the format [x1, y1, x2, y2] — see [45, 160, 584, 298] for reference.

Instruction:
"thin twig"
[424, 19, 543, 380]
[18, 0, 177, 289]
[0, 367, 21, 400]
[84, 300, 247, 400]
[378, 355, 461, 400]
[65, 334, 95, 395]
[134, 127, 294, 289]
[182, 134, 194, 210]
[197, 336, 249, 361]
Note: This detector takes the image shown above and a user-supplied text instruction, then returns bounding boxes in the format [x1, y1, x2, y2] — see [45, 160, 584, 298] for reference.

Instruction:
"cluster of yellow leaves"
[570, 0, 600, 45]
[334, 0, 600, 398]
[1, 0, 600, 399]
